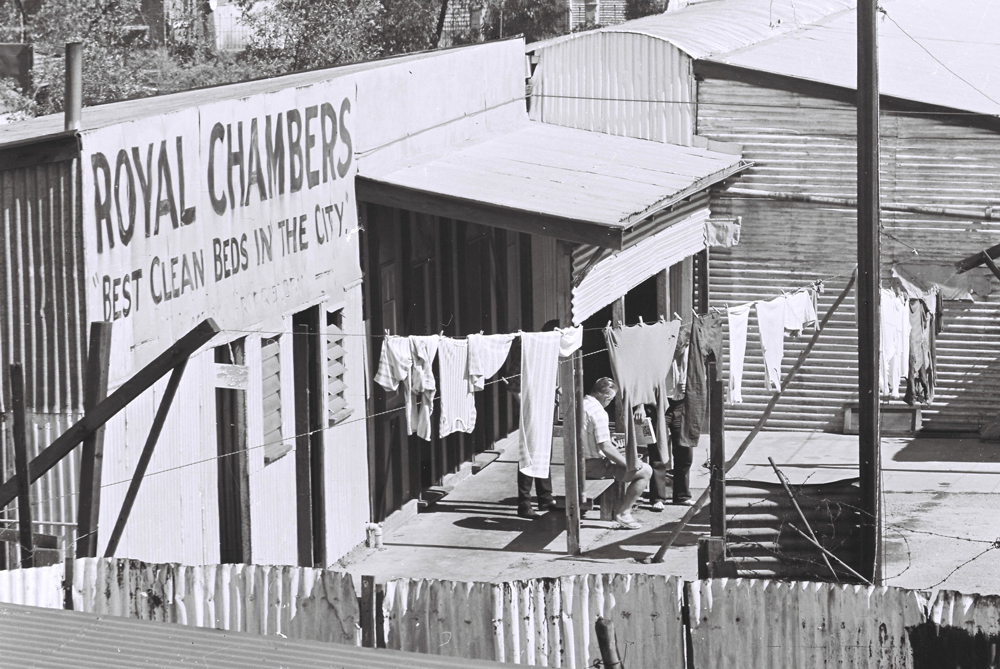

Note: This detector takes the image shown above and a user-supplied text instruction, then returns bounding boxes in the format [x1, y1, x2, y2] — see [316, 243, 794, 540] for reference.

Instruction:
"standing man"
[583, 377, 652, 529]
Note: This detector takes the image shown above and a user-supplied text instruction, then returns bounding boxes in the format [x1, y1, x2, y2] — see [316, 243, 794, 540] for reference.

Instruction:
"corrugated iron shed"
[359, 121, 748, 249]
[708, 0, 1000, 117]
[528, 0, 855, 59]
[0, 602, 532, 668]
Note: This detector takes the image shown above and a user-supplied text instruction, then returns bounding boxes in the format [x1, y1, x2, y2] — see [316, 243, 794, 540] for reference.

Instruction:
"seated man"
[582, 377, 652, 530]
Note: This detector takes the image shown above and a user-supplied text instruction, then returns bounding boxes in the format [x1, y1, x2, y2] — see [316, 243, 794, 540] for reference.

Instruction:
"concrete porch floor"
[342, 430, 1000, 595]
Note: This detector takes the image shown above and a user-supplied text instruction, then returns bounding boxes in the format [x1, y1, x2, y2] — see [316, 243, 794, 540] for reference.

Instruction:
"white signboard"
[81, 80, 360, 373]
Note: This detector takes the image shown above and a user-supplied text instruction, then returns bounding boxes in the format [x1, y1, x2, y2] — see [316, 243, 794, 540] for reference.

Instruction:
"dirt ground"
[342, 430, 1000, 596]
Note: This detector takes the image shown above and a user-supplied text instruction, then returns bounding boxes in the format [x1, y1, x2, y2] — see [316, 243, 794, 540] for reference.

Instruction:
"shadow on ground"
[892, 437, 1000, 463]
[581, 505, 711, 561]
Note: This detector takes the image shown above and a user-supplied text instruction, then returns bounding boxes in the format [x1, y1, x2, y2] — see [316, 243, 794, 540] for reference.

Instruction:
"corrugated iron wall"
[0, 563, 64, 608]
[700, 79, 1000, 432]
[383, 573, 686, 668]
[0, 158, 87, 562]
[687, 579, 927, 668]
[529, 32, 695, 147]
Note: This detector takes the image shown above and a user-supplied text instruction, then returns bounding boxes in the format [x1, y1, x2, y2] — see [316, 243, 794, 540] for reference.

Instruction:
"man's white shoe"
[615, 512, 642, 530]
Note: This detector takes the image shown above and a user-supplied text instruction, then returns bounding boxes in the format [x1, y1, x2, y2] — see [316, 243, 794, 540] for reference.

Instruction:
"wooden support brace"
[360, 574, 377, 648]
[0, 319, 219, 510]
[9, 364, 33, 568]
[76, 321, 113, 559]
[104, 359, 188, 558]
[709, 359, 726, 539]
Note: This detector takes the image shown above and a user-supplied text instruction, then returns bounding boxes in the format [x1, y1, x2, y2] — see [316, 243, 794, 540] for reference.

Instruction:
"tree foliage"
[480, 0, 568, 43]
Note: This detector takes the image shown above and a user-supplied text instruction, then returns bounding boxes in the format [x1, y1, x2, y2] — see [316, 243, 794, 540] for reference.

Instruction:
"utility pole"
[857, 0, 882, 585]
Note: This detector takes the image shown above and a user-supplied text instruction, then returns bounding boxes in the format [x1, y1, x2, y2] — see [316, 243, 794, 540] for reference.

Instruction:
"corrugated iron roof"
[360, 121, 748, 248]
[708, 0, 1000, 116]
[528, 0, 855, 59]
[0, 602, 532, 668]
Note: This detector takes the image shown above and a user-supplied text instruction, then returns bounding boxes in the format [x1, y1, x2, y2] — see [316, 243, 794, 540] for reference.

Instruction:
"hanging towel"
[905, 298, 936, 405]
[468, 333, 516, 391]
[784, 290, 818, 334]
[518, 331, 563, 479]
[558, 325, 584, 357]
[756, 297, 787, 390]
[375, 336, 412, 393]
[604, 320, 681, 468]
[727, 303, 752, 404]
[408, 335, 441, 440]
[438, 338, 476, 438]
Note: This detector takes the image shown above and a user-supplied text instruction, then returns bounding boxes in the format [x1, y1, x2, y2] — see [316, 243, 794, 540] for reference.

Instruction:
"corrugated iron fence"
[7, 562, 1000, 667]
[0, 558, 360, 644]
[383, 573, 686, 667]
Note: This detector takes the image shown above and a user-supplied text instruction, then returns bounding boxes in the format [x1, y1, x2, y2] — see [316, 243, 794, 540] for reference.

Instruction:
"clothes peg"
[638, 316, 644, 324]
[384, 329, 391, 337]
[673, 312, 681, 322]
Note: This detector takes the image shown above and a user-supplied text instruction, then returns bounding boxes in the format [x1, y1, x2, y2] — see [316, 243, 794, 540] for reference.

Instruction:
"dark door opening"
[293, 306, 326, 567]
[216, 338, 250, 564]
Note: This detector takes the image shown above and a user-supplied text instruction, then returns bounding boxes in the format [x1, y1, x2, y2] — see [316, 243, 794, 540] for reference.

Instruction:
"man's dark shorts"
[585, 457, 638, 483]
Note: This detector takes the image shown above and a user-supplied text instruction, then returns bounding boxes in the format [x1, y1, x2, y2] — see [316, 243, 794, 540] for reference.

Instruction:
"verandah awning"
[355, 121, 749, 250]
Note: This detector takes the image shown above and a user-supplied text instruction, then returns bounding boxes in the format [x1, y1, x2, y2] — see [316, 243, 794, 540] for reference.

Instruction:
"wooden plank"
[954, 242, 1000, 274]
[9, 364, 33, 568]
[0, 131, 80, 171]
[76, 321, 113, 559]
[0, 528, 58, 549]
[709, 360, 726, 539]
[360, 574, 376, 648]
[656, 268, 670, 318]
[0, 319, 220, 509]
[561, 351, 581, 556]
[698, 248, 710, 315]
[103, 359, 188, 558]
[356, 176, 625, 250]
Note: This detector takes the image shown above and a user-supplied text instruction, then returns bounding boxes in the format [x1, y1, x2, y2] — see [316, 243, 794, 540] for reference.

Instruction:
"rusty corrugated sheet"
[71, 558, 361, 644]
[0, 159, 86, 561]
[529, 31, 696, 146]
[0, 160, 87, 414]
[0, 564, 64, 608]
[687, 579, 927, 668]
[383, 573, 686, 668]
[725, 478, 862, 580]
[0, 601, 522, 669]
[701, 78, 1000, 432]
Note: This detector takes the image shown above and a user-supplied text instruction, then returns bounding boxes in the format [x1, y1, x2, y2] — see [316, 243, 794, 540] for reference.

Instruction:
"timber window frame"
[326, 308, 353, 427]
[261, 334, 289, 465]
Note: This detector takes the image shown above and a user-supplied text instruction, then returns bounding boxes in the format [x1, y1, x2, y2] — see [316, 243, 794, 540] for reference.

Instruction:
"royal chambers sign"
[81, 79, 361, 372]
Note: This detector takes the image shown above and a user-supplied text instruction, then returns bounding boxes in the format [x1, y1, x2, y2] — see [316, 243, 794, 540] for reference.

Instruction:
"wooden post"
[360, 574, 377, 648]
[611, 296, 626, 431]
[575, 352, 586, 508]
[76, 321, 112, 558]
[858, 0, 883, 585]
[10, 364, 33, 568]
[562, 351, 582, 555]
[595, 618, 623, 669]
[708, 359, 725, 539]
[698, 248, 710, 315]
[0, 319, 220, 509]
[656, 268, 670, 318]
[104, 359, 188, 558]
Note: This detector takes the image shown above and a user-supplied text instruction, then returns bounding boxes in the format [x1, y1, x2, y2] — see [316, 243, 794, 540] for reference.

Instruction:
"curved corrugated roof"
[528, 0, 855, 58]
[709, 0, 1000, 117]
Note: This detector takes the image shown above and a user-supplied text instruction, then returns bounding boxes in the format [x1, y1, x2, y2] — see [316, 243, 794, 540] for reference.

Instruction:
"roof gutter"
[723, 187, 999, 221]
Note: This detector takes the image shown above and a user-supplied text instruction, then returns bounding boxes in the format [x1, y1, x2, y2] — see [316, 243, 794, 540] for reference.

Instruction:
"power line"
[879, 7, 1000, 111]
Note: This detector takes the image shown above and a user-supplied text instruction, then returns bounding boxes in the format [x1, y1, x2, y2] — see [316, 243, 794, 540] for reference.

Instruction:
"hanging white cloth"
[727, 303, 752, 403]
[756, 297, 787, 391]
[784, 289, 818, 334]
[518, 327, 583, 479]
[408, 335, 441, 440]
[467, 333, 516, 391]
[438, 338, 476, 437]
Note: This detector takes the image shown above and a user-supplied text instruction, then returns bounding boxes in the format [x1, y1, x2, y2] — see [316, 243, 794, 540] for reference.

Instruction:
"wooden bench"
[843, 404, 921, 435]
[557, 479, 625, 520]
